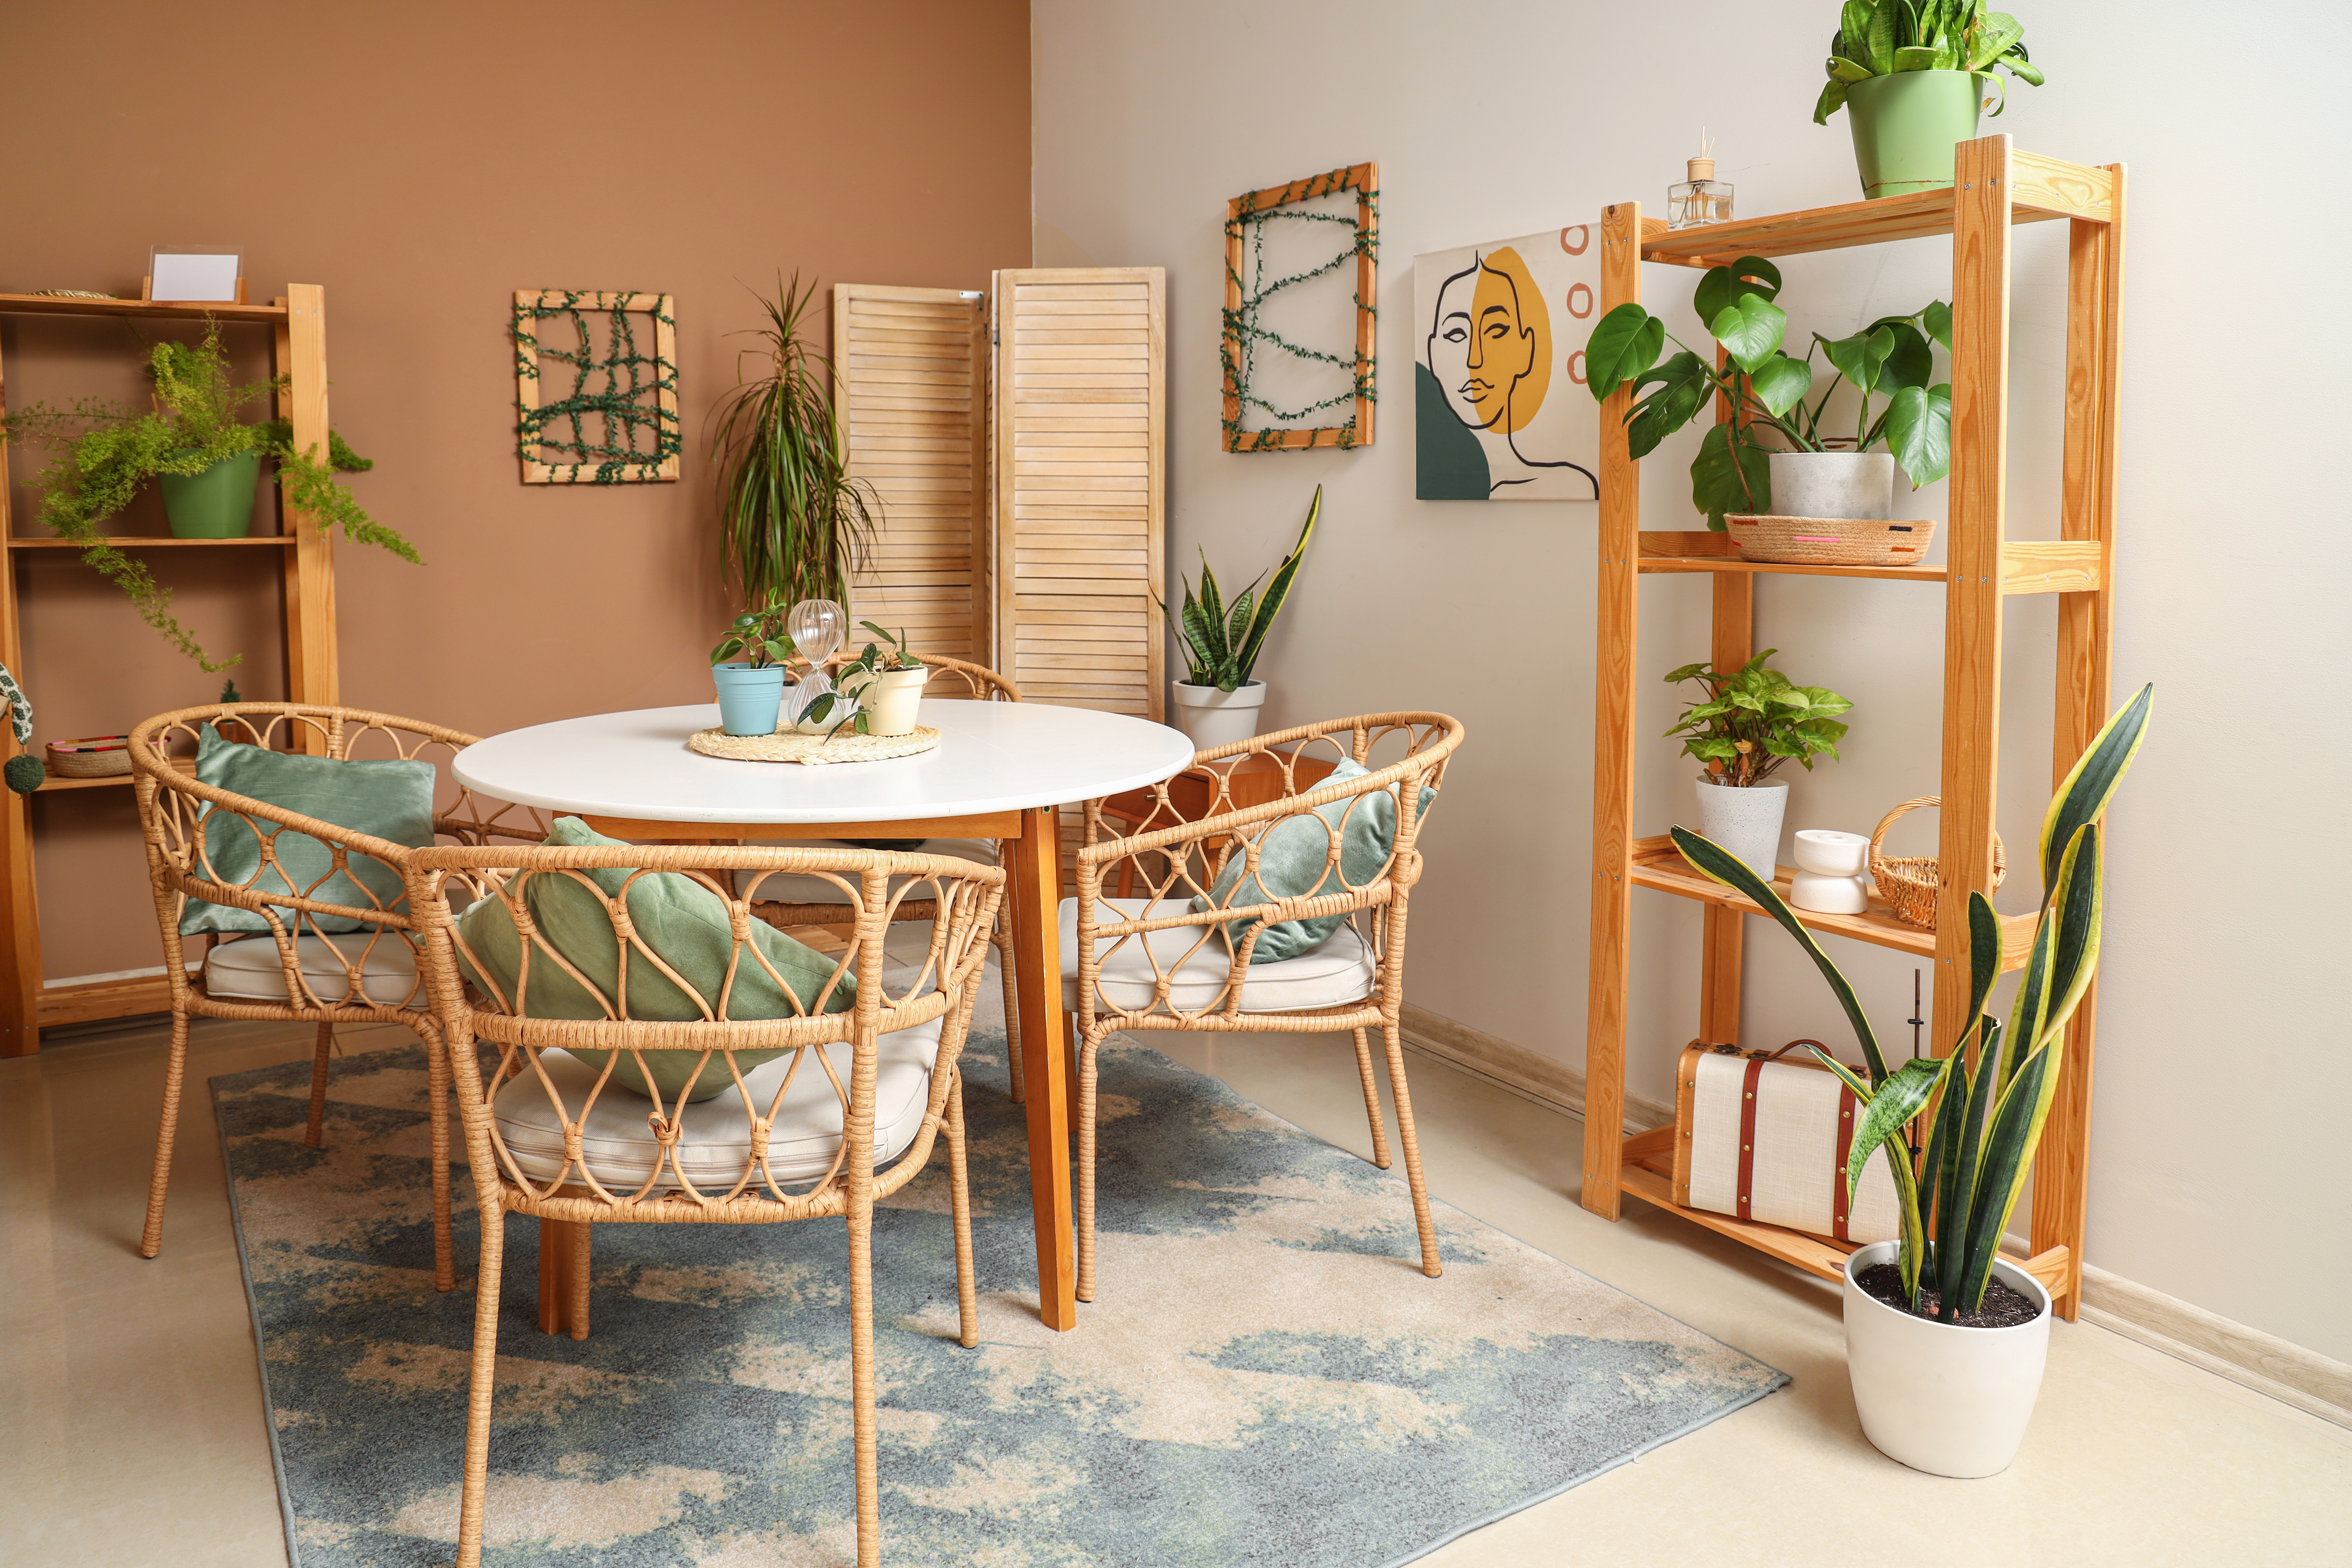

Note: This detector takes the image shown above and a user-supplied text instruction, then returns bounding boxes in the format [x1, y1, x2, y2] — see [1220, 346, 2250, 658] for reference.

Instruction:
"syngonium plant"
[1665, 649, 1852, 786]
[1815, 0, 2045, 126]
[1586, 256, 1953, 529]
[1160, 484, 1320, 692]
[1672, 682, 2151, 1320]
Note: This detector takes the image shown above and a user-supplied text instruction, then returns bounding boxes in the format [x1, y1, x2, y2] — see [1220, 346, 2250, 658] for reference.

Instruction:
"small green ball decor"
[5, 754, 44, 795]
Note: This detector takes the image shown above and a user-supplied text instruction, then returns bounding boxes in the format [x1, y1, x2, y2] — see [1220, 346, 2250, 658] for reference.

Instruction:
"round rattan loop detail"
[1869, 795, 2006, 929]
[687, 724, 940, 766]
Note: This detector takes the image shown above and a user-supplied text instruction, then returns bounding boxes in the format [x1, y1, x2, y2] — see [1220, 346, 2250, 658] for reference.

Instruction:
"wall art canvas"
[1414, 225, 1600, 500]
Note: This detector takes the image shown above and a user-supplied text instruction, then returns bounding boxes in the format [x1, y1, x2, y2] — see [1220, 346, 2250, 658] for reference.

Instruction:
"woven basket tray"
[688, 724, 939, 767]
[1726, 513, 1937, 566]
[45, 734, 133, 778]
[1869, 796, 2005, 929]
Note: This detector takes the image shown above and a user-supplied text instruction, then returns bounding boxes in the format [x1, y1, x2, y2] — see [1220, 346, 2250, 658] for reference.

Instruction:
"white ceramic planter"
[1790, 827, 1872, 914]
[1843, 1240, 2052, 1478]
[855, 666, 927, 737]
[1769, 451, 1896, 520]
[1691, 778, 1788, 881]
[1171, 680, 1267, 750]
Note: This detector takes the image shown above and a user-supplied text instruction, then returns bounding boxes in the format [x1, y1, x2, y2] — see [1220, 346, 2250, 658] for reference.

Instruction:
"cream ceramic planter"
[855, 666, 927, 737]
[1691, 778, 1788, 881]
[1171, 680, 1266, 750]
[1843, 1240, 2052, 1478]
[1769, 451, 1896, 520]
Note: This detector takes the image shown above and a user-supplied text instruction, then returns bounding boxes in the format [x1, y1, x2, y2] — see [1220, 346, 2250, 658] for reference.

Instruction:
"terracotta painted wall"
[2, 0, 1032, 981]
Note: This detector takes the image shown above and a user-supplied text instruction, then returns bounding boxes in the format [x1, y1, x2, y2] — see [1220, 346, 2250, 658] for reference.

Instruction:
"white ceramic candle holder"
[1790, 828, 1871, 914]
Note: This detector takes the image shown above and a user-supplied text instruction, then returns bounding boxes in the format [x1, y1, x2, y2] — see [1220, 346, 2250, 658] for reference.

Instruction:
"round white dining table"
[452, 699, 1196, 1331]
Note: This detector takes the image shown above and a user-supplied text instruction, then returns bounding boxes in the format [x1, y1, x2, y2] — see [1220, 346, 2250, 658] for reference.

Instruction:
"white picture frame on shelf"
[147, 245, 243, 303]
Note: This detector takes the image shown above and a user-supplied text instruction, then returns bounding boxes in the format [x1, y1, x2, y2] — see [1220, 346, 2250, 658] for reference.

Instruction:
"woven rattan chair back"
[408, 841, 1002, 1568]
[127, 702, 548, 1284]
[1070, 712, 1464, 1299]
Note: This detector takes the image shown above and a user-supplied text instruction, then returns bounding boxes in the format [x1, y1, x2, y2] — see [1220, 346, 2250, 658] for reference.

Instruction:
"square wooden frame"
[513, 289, 680, 484]
[1221, 162, 1378, 453]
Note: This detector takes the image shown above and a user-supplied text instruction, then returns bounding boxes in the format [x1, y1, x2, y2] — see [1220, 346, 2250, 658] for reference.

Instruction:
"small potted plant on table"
[1664, 650, 1851, 881]
[1161, 485, 1319, 749]
[709, 601, 793, 736]
[1673, 685, 2151, 1478]
[826, 622, 927, 738]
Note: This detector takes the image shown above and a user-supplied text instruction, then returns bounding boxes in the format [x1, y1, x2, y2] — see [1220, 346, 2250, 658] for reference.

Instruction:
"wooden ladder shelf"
[1582, 135, 2123, 1321]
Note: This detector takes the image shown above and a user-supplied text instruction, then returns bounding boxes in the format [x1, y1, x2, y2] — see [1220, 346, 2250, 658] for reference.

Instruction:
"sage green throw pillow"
[1190, 760, 1436, 964]
[454, 817, 855, 1101]
[180, 727, 436, 935]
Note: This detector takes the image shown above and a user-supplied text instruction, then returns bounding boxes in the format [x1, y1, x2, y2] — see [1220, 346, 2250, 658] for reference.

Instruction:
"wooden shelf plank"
[7, 534, 296, 549]
[1629, 833, 2037, 970]
[1998, 539, 2101, 594]
[34, 772, 133, 791]
[1635, 532, 2101, 593]
[36, 970, 191, 1027]
[1639, 555, 1948, 583]
[0, 294, 288, 323]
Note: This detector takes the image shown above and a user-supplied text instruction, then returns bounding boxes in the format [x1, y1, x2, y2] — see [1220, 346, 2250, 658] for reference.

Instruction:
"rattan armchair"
[406, 842, 1003, 1568]
[750, 652, 1030, 1098]
[128, 704, 547, 1290]
[1070, 713, 1465, 1301]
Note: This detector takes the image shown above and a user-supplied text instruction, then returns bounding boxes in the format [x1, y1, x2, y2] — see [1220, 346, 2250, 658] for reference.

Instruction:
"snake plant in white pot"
[1160, 485, 1318, 749]
[1673, 682, 2151, 1478]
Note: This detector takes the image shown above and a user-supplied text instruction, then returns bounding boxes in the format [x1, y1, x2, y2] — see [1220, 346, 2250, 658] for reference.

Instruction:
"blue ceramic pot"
[711, 663, 786, 736]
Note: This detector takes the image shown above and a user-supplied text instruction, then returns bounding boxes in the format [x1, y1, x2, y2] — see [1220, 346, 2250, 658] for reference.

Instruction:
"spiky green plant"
[1160, 485, 1320, 692]
[1815, 0, 2044, 125]
[1672, 683, 2150, 1320]
[707, 275, 879, 612]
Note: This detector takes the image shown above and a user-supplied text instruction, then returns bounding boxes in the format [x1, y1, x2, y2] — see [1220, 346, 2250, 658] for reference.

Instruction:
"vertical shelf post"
[0, 328, 37, 1056]
[1699, 350, 1754, 1045]
[280, 283, 337, 717]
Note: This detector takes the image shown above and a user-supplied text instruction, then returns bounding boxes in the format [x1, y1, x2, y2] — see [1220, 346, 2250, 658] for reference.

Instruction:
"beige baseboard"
[1398, 1001, 2352, 1432]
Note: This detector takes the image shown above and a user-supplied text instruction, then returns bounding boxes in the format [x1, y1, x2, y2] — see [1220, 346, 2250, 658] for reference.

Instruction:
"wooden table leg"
[1008, 803, 1077, 1330]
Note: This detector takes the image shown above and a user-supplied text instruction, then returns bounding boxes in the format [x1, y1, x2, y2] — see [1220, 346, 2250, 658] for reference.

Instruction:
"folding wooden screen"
[831, 285, 992, 663]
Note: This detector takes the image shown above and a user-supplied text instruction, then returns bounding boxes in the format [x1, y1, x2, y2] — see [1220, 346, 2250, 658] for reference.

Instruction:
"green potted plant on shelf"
[1585, 256, 1952, 528]
[1814, 0, 2045, 198]
[1673, 683, 2150, 1479]
[1159, 484, 1320, 749]
[1664, 650, 1851, 880]
[709, 601, 796, 736]
[1, 321, 416, 672]
[707, 274, 880, 614]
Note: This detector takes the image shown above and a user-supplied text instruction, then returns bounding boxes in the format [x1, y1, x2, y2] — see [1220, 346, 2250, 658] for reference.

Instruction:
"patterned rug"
[214, 983, 1785, 1567]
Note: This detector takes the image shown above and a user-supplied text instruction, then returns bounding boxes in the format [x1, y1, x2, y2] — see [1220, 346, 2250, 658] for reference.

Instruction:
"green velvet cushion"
[454, 817, 856, 1101]
[179, 727, 436, 935]
[1190, 759, 1435, 964]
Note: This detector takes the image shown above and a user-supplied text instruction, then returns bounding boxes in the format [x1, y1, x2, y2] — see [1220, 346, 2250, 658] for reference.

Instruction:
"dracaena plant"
[1672, 682, 2151, 1320]
[1665, 650, 1852, 786]
[1586, 257, 1953, 529]
[1815, 0, 2044, 126]
[1160, 485, 1320, 692]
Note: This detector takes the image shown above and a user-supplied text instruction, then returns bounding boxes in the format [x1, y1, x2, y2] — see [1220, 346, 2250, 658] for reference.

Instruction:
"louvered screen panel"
[833, 285, 989, 663]
[992, 268, 1165, 719]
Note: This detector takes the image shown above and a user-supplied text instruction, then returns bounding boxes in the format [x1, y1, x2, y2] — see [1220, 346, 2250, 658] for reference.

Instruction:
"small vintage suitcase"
[1672, 1041, 1903, 1244]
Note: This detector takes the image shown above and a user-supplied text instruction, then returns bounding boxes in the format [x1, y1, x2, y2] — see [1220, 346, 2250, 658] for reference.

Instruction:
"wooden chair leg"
[1075, 1027, 1103, 1304]
[537, 1217, 591, 1339]
[1378, 1021, 1443, 1278]
[994, 917, 1024, 1105]
[423, 1022, 456, 1293]
[945, 1072, 979, 1349]
[455, 1191, 507, 1568]
[303, 1021, 334, 1148]
[848, 1194, 882, 1568]
[1349, 1028, 1395, 1169]
[138, 1012, 192, 1259]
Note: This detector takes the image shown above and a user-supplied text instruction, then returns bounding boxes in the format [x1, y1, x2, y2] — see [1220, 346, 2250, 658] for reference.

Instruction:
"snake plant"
[1673, 682, 2151, 1320]
[1160, 485, 1320, 692]
[1815, 0, 2045, 125]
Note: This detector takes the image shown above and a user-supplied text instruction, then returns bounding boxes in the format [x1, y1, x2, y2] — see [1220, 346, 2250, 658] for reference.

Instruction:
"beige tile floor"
[4, 1004, 2346, 1567]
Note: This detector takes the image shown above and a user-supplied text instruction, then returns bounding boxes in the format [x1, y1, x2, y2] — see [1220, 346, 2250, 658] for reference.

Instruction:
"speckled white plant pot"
[1171, 680, 1266, 750]
[1770, 451, 1896, 520]
[1844, 1240, 2052, 1478]
[1691, 777, 1788, 881]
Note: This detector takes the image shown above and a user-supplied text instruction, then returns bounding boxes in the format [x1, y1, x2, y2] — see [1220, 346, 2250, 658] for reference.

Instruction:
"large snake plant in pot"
[1160, 485, 1318, 749]
[1673, 682, 2150, 1478]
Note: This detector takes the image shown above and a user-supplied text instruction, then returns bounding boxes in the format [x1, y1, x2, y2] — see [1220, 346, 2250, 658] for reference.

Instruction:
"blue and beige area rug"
[214, 988, 1785, 1566]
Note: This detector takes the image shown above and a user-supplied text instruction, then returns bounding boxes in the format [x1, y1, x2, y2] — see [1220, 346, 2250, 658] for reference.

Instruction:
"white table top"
[452, 702, 1197, 825]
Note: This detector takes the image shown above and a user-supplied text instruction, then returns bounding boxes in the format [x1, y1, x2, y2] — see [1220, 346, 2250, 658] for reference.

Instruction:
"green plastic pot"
[1846, 71, 2001, 198]
[158, 450, 262, 538]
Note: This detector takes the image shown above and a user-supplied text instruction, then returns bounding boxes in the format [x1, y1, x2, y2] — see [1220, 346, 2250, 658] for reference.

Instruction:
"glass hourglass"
[784, 599, 848, 729]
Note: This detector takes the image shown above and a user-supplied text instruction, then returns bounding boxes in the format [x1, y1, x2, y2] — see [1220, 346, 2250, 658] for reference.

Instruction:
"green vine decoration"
[1, 320, 416, 672]
[1221, 166, 1378, 452]
[513, 290, 681, 482]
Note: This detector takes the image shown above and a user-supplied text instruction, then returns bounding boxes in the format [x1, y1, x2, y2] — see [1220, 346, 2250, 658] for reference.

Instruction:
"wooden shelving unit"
[0, 287, 340, 1055]
[1583, 136, 2123, 1321]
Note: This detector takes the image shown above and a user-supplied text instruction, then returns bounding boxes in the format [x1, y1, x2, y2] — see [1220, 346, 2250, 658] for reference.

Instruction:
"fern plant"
[1672, 683, 2151, 1320]
[1160, 485, 1320, 692]
[2, 321, 416, 671]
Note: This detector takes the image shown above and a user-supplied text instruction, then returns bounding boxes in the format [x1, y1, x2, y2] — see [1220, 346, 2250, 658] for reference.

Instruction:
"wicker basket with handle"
[1869, 796, 2005, 928]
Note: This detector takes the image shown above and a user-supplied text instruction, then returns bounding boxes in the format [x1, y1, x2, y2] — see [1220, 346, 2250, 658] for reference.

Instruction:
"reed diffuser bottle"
[1668, 135, 1734, 230]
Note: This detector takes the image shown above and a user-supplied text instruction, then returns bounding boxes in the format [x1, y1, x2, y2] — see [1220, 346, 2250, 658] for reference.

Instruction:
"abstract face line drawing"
[1414, 232, 1599, 502]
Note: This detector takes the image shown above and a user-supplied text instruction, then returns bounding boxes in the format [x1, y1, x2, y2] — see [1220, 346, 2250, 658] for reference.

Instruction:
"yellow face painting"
[1431, 246, 1552, 437]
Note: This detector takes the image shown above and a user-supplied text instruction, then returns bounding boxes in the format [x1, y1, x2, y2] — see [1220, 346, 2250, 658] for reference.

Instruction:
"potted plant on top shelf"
[1664, 650, 1852, 882]
[1670, 682, 2149, 1478]
[1, 320, 415, 672]
[1586, 255, 1953, 547]
[1815, 0, 2045, 198]
[1160, 485, 1320, 749]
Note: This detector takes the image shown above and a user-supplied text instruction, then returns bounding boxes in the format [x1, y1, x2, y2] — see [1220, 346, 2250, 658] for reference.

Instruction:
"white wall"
[1032, 0, 2352, 1360]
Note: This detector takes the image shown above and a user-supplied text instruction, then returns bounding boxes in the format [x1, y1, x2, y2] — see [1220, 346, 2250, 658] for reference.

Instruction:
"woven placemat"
[688, 724, 939, 766]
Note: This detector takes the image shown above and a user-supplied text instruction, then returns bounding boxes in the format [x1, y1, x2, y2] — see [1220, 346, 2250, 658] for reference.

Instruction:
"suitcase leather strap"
[1832, 1080, 1859, 1242]
[1735, 1055, 1765, 1220]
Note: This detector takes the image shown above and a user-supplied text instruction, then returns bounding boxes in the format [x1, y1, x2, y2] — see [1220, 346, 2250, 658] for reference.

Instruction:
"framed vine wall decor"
[1220, 162, 1378, 451]
[512, 289, 681, 483]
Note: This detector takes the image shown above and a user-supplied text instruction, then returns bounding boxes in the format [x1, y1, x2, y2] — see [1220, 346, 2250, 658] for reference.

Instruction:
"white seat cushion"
[203, 932, 424, 1008]
[491, 1014, 945, 1187]
[734, 839, 997, 908]
[1059, 896, 1377, 1015]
